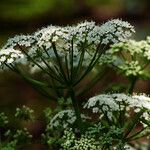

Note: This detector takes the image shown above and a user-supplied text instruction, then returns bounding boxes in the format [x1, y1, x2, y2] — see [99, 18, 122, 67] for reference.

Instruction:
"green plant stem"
[127, 126, 149, 141]
[124, 111, 143, 138]
[18, 46, 63, 83]
[129, 132, 150, 141]
[73, 45, 86, 82]
[102, 144, 111, 150]
[51, 79, 61, 98]
[8, 64, 57, 100]
[65, 55, 70, 81]
[100, 109, 112, 126]
[68, 87, 83, 132]
[128, 77, 137, 94]
[37, 51, 63, 82]
[73, 44, 106, 86]
[52, 42, 69, 84]
[70, 39, 74, 82]
[76, 67, 107, 96]
[119, 101, 127, 128]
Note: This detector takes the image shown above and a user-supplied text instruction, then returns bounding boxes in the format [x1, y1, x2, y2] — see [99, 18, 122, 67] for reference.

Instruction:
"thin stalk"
[19, 46, 63, 83]
[127, 126, 148, 141]
[42, 46, 51, 58]
[124, 111, 143, 138]
[65, 54, 70, 81]
[4, 63, 16, 72]
[52, 42, 69, 84]
[31, 84, 57, 100]
[10, 63, 65, 89]
[76, 67, 107, 96]
[102, 144, 111, 150]
[10, 65, 57, 100]
[70, 39, 74, 83]
[73, 45, 86, 82]
[73, 44, 106, 86]
[88, 45, 107, 70]
[51, 78, 61, 98]
[129, 132, 150, 141]
[25, 77, 66, 89]
[41, 46, 65, 81]
[128, 76, 137, 94]
[38, 53, 63, 82]
[73, 46, 99, 85]
[118, 101, 127, 128]
[68, 87, 83, 132]
[100, 108, 112, 126]
[120, 51, 126, 61]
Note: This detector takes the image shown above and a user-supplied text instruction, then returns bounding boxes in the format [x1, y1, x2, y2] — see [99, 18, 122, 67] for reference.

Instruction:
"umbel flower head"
[50, 109, 89, 129]
[15, 105, 34, 121]
[0, 19, 135, 89]
[99, 37, 150, 78]
[84, 93, 150, 127]
[0, 112, 9, 127]
[0, 19, 134, 70]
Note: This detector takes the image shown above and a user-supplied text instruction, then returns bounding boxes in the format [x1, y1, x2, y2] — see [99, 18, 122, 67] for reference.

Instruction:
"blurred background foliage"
[0, 0, 150, 45]
[0, 0, 149, 149]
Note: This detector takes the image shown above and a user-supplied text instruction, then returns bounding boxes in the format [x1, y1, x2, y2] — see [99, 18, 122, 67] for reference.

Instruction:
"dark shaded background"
[0, 0, 150, 149]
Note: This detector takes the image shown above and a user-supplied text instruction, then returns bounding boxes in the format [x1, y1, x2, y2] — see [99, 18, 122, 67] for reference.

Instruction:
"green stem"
[102, 144, 111, 150]
[127, 126, 148, 141]
[119, 101, 127, 128]
[68, 87, 83, 132]
[100, 108, 112, 126]
[129, 132, 150, 141]
[124, 111, 143, 138]
[9, 65, 57, 100]
[65, 55, 70, 81]
[73, 44, 106, 86]
[128, 77, 137, 94]
[38, 53, 62, 80]
[76, 67, 107, 96]
[50, 78, 61, 98]
[70, 39, 74, 83]
[52, 42, 69, 84]
[18, 46, 63, 83]
[42, 46, 51, 58]
[73, 45, 86, 82]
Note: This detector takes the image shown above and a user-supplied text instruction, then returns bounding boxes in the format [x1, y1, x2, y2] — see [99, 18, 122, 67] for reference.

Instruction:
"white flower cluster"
[99, 37, 150, 77]
[35, 19, 134, 50]
[35, 25, 70, 52]
[113, 143, 136, 150]
[0, 112, 9, 127]
[61, 128, 100, 150]
[132, 95, 150, 127]
[84, 93, 150, 124]
[72, 135, 100, 150]
[0, 19, 134, 72]
[61, 128, 76, 149]
[15, 105, 34, 121]
[3, 35, 35, 49]
[118, 61, 143, 76]
[50, 109, 76, 128]
[143, 36, 150, 60]
[0, 48, 24, 66]
[114, 142, 150, 150]
[147, 36, 150, 45]
[50, 109, 89, 129]
[109, 37, 150, 60]
[98, 52, 118, 65]
[97, 19, 135, 44]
